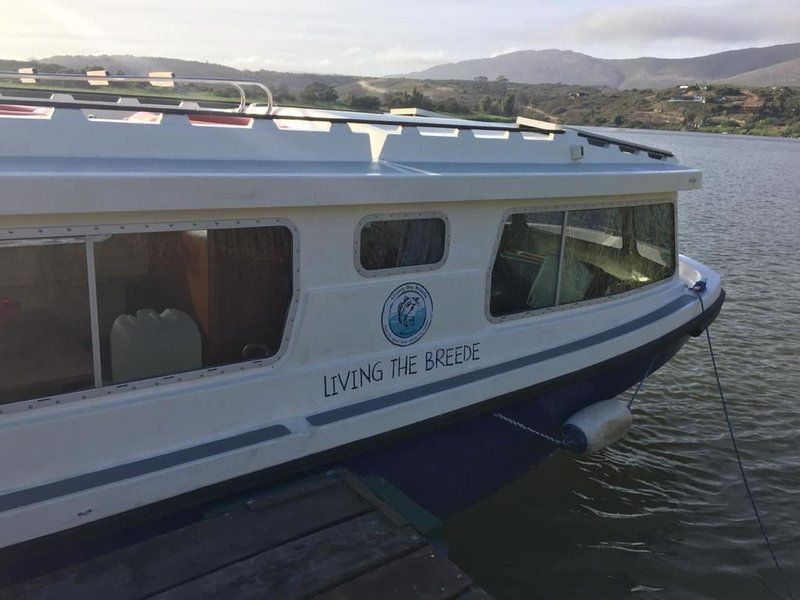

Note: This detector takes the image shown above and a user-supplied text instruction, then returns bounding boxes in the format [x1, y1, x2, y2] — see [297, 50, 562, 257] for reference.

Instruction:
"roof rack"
[0, 70, 273, 114]
[0, 70, 674, 158]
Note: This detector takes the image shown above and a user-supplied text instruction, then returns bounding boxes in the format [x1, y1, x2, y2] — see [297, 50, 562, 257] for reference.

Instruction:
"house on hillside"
[669, 95, 706, 103]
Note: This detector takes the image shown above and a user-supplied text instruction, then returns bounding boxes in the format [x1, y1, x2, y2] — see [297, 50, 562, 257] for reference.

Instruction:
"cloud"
[3, 0, 799, 76]
[564, 2, 800, 46]
[338, 46, 447, 71]
[373, 48, 446, 67]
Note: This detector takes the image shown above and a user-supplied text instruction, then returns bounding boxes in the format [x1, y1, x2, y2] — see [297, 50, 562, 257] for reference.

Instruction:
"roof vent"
[389, 107, 447, 118]
[17, 67, 37, 84]
[86, 70, 110, 86]
[516, 116, 564, 134]
[149, 72, 175, 88]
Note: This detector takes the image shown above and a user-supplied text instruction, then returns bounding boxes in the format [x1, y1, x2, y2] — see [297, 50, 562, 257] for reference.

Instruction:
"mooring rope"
[692, 282, 795, 600]
[492, 412, 567, 449]
[627, 350, 660, 410]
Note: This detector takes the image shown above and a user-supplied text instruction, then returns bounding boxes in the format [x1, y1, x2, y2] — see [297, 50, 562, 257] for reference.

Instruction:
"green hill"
[2, 55, 798, 137]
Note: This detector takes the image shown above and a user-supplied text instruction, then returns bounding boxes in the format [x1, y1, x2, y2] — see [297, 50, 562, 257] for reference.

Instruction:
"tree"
[407, 87, 428, 108]
[272, 84, 295, 103]
[473, 76, 489, 94]
[493, 75, 509, 95]
[387, 87, 434, 110]
[500, 92, 516, 116]
[437, 96, 469, 115]
[344, 92, 381, 111]
[477, 95, 494, 114]
[301, 82, 338, 104]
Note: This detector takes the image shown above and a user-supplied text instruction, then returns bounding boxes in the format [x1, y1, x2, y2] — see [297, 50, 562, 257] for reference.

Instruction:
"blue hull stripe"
[307, 294, 696, 426]
[0, 425, 290, 513]
[0, 293, 698, 514]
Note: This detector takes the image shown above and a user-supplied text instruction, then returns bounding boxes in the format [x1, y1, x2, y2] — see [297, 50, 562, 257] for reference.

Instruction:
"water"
[444, 130, 800, 599]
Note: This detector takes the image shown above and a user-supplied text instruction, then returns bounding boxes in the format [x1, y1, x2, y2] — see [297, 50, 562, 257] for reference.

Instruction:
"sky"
[2, 0, 799, 75]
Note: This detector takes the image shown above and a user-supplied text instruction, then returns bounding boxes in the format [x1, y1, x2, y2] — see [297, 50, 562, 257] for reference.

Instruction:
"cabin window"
[93, 226, 293, 384]
[0, 238, 94, 405]
[561, 204, 675, 302]
[358, 215, 447, 274]
[489, 203, 675, 318]
[490, 211, 565, 317]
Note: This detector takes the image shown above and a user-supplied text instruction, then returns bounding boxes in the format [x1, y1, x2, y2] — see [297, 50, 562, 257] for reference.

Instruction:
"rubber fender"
[562, 399, 632, 454]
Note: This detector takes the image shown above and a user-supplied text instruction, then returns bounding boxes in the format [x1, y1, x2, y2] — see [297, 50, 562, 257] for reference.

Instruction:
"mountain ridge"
[2, 44, 798, 91]
[403, 43, 800, 89]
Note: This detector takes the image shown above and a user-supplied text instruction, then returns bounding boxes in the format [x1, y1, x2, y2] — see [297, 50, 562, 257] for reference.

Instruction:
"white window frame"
[0, 217, 300, 415]
[485, 198, 678, 323]
[354, 211, 450, 277]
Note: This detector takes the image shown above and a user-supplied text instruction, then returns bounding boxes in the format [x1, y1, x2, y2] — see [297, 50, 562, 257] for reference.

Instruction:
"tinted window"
[360, 218, 446, 271]
[490, 211, 564, 317]
[0, 239, 94, 404]
[562, 204, 675, 302]
[94, 226, 293, 384]
[490, 203, 675, 318]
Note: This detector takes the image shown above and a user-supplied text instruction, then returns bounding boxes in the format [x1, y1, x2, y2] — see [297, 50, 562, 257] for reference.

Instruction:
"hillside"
[1, 54, 798, 137]
[402, 50, 625, 88]
[719, 58, 800, 87]
[405, 44, 800, 89]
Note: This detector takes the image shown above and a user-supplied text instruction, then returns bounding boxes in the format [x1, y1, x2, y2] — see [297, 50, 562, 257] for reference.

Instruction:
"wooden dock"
[3, 470, 491, 599]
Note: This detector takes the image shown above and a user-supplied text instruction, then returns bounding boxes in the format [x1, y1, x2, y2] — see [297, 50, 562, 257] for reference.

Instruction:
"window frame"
[354, 211, 450, 277]
[0, 217, 300, 415]
[485, 198, 678, 323]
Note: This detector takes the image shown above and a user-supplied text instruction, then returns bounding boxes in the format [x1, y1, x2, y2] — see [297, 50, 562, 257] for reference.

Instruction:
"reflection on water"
[444, 130, 800, 599]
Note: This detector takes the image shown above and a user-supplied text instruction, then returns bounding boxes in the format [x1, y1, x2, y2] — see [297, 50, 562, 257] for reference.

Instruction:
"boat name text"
[323, 342, 480, 398]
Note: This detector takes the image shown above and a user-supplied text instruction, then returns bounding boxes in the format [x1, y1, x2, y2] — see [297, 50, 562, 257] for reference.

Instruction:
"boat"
[0, 71, 724, 550]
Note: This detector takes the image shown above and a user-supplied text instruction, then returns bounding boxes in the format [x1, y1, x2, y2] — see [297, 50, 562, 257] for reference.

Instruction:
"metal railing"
[0, 71, 273, 114]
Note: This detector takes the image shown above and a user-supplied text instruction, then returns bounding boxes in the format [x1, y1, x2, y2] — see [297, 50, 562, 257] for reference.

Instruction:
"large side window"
[93, 226, 293, 384]
[359, 216, 446, 273]
[490, 203, 675, 318]
[490, 211, 564, 317]
[0, 239, 94, 405]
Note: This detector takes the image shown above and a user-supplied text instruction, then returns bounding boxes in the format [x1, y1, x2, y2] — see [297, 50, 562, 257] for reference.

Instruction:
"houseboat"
[0, 72, 724, 550]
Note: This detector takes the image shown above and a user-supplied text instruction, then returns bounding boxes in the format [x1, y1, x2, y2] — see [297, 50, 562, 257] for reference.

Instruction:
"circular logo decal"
[381, 283, 433, 346]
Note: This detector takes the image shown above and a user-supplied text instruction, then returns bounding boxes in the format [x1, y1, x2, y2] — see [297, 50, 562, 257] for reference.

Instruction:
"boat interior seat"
[526, 254, 558, 309]
[528, 255, 594, 308]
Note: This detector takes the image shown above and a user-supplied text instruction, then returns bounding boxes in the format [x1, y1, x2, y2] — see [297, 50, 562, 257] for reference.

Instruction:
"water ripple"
[445, 131, 800, 599]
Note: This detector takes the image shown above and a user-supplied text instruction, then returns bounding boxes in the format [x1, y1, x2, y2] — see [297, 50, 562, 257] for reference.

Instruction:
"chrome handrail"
[0, 71, 273, 114]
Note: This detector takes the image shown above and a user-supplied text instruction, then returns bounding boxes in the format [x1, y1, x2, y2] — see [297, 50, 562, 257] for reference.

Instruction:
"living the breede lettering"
[323, 342, 480, 397]
[323, 361, 384, 397]
[424, 342, 479, 372]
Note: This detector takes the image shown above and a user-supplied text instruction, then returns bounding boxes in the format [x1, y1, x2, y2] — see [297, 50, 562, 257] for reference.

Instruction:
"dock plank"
[153, 511, 425, 600]
[314, 546, 473, 600]
[3, 470, 492, 600]
[6, 477, 371, 600]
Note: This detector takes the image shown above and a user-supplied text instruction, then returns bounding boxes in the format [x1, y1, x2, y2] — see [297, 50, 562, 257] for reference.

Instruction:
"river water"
[444, 130, 800, 599]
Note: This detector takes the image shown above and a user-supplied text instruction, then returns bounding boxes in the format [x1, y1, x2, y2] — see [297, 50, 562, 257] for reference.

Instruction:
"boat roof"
[0, 72, 700, 216]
